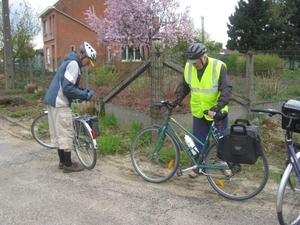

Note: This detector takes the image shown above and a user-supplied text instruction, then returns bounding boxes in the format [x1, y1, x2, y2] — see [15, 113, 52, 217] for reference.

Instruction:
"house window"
[43, 20, 48, 35]
[70, 45, 75, 51]
[46, 48, 50, 64]
[122, 45, 142, 62]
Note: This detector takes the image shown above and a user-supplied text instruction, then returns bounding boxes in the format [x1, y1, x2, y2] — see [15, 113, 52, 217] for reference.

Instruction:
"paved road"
[0, 117, 279, 225]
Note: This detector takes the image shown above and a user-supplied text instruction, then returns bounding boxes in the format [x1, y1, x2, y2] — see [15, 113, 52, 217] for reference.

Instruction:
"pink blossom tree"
[84, 0, 195, 58]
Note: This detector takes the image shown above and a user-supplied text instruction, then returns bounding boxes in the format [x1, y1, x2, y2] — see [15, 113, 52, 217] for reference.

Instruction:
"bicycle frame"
[73, 114, 98, 149]
[153, 108, 225, 174]
[284, 118, 300, 184]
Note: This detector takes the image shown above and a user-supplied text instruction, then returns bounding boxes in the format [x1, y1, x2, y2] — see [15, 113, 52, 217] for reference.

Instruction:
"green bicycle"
[130, 101, 269, 200]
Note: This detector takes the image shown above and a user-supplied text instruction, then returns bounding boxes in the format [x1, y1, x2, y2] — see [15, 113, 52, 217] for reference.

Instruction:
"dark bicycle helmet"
[186, 43, 207, 63]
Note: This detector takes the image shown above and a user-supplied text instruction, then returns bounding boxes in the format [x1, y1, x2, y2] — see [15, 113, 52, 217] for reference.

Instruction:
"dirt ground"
[0, 89, 289, 224]
[0, 112, 280, 225]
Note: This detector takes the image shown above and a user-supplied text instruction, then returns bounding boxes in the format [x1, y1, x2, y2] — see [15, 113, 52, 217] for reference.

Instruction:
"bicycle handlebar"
[251, 108, 300, 120]
[152, 100, 227, 120]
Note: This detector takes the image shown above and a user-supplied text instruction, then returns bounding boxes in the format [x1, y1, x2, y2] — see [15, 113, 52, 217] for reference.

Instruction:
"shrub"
[254, 53, 285, 76]
[25, 83, 38, 93]
[89, 65, 120, 86]
[254, 74, 290, 101]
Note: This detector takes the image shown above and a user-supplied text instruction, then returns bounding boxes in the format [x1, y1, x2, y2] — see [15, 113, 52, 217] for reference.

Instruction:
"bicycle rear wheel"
[31, 112, 55, 149]
[276, 153, 300, 225]
[205, 144, 269, 200]
[131, 126, 180, 183]
[74, 120, 97, 170]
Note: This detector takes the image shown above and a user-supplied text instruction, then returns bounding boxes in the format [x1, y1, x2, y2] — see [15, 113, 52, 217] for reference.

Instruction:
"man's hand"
[171, 99, 182, 108]
[208, 106, 220, 118]
[87, 90, 95, 100]
[208, 110, 216, 118]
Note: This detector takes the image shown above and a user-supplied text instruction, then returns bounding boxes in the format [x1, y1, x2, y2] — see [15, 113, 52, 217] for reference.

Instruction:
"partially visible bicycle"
[251, 101, 300, 225]
[31, 110, 98, 170]
[131, 100, 269, 200]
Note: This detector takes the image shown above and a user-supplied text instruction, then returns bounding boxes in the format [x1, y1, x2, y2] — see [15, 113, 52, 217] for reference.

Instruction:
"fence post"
[28, 58, 33, 84]
[150, 37, 163, 125]
[82, 66, 89, 89]
[41, 56, 46, 92]
[246, 51, 254, 119]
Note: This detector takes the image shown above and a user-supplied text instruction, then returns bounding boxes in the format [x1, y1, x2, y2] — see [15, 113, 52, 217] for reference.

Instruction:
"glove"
[86, 90, 95, 100]
[209, 106, 221, 112]
[171, 99, 182, 107]
[214, 111, 228, 121]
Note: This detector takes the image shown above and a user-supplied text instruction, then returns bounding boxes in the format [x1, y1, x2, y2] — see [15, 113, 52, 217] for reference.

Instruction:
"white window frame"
[107, 47, 111, 62]
[46, 48, 50, 64]
[121, 45, 142, 62]
[43, 20, 48, 35]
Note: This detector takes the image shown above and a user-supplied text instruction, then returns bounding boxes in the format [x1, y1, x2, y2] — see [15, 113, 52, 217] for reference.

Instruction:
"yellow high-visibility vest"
[184, 57, 228, 121]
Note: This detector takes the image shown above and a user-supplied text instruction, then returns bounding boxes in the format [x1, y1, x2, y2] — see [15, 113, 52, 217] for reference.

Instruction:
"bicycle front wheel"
[131, 126, 180, 183]
[74, 120, 97, 170]
[31, 112, 55, 149]
[276, 153, 300, 225]
[205, 144, 269, 200]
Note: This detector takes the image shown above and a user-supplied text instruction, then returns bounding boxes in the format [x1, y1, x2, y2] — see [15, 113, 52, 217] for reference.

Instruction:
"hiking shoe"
[58, 162, 64, 170]
[189, 169, 205, 178]
[189, 170, 200, 178]
[63, 162, 84, 173]
[223, 169, 232, 176]
[221, 161, 231, 176]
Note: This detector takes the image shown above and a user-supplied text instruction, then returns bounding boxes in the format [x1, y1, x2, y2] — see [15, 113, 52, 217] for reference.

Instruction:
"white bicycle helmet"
[80, 41, 97, 66]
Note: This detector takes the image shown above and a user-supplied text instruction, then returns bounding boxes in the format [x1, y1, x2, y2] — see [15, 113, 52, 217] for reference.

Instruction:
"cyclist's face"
[80, 54, 90, 67]
[193, 56, 206, 70]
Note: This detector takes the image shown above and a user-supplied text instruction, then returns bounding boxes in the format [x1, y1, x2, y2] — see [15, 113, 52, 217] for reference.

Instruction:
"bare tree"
[0, 0, 40, 60]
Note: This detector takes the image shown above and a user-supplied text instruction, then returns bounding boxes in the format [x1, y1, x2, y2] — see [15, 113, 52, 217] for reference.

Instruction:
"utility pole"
[201, 16, 205, 43]
[2, 0, 14, 89]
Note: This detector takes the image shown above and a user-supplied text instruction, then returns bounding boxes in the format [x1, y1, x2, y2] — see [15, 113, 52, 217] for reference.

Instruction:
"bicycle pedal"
[176, 170, 183, 177]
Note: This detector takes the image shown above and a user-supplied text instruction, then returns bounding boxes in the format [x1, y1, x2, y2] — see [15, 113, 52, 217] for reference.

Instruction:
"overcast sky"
[9, 0, 239, 49]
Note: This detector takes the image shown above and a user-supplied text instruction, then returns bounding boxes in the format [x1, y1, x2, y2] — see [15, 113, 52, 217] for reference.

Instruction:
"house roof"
[219, 48, 244, 56]
[39, 5, 92, 31]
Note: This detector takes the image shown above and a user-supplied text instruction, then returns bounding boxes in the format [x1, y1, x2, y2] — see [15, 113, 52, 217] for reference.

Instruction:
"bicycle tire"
[74, 119, 97, 170]
[276, 153, 300, 225]
[205, 144, 269, 200]
[131, 126, 180, 183]
[31, 112, 55, 149]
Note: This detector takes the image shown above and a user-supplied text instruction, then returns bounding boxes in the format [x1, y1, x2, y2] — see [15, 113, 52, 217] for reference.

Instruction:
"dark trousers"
[193, 116, 228, 154]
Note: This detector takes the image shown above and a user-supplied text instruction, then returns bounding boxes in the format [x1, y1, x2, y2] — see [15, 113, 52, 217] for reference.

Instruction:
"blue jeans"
[193, 115, 228, 154]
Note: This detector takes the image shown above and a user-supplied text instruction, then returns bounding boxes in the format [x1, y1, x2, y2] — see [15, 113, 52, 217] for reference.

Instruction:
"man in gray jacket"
[44, 42, 97, 173]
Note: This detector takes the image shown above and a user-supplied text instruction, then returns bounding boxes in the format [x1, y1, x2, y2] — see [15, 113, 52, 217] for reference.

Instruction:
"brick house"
[40, 0, 107, 71]
[40, 0, 143, 72]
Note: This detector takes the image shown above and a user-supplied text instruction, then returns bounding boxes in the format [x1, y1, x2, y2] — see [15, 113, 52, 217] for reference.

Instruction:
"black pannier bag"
[281, 99, 300, 133]
[78, 115, 100, 137]
[88, 115, 100, 137]
[217, 119, 263, 164]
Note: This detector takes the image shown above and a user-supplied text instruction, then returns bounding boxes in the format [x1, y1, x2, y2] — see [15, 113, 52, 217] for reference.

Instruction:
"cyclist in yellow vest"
[172, 43, 232, 178]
